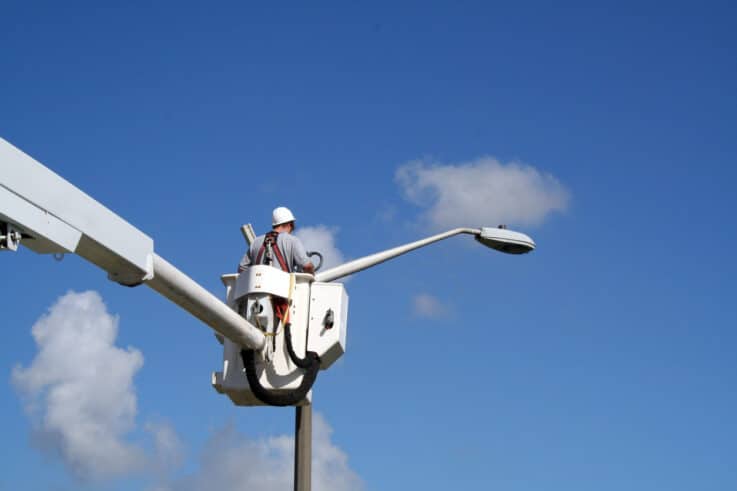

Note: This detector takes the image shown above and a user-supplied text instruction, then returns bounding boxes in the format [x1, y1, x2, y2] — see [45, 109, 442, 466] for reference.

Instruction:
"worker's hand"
[302, 262, 316, 275]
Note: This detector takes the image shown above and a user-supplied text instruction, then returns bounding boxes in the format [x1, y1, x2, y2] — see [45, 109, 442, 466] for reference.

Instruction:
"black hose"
[307, 251, 323, 271]
[241, 349, 319, 406]
[284, 323, 314, 369]
[240, 323, 321, 406]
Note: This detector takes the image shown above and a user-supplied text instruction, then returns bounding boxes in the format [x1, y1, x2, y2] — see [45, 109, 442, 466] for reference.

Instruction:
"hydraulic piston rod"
[146, 254, 265, 351]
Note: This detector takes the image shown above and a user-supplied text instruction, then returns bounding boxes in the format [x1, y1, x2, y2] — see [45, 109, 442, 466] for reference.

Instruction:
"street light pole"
[294, 404, 312, 491]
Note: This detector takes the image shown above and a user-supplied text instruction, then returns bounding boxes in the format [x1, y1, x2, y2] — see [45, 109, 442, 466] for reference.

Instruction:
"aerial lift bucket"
[212, 265, 348, 406]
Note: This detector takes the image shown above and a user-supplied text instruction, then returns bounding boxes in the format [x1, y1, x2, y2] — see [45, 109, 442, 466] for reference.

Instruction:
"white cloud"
[11, 292, 360, 490]
[395, 157, 569, 230]
[295, 225, 346, 271]
[412, 294, 449, 319]
[11, 291, 181, 482]
[147, 421, 185, 473]
[164, 413, 363, 491]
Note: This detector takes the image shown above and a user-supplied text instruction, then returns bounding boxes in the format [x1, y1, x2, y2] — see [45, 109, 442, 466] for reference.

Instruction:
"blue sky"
[2, 2, 736, 490]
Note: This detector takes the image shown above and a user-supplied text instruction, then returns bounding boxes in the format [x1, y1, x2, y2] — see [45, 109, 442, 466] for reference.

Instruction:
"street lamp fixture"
[476, 226, 535, 254]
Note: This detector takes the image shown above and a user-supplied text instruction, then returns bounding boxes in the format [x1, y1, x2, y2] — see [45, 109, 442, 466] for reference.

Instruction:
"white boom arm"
[0, 138, 265, 351]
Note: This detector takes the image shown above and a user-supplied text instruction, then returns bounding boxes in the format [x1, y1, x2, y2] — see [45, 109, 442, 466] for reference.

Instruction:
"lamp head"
[475, 226, 535, 254]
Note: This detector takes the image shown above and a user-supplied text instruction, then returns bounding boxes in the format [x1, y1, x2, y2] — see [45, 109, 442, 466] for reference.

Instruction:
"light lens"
[476, 227, 535, 254]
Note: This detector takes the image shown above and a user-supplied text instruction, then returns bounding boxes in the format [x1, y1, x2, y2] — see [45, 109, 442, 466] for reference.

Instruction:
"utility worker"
[238, 206, 315, 275]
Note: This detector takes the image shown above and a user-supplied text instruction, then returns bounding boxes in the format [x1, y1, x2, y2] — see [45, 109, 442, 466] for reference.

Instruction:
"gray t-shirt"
[238, 233, 310, 273]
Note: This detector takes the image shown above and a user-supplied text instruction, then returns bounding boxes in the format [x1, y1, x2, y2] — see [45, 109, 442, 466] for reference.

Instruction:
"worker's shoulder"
[279, 233, 303, 246]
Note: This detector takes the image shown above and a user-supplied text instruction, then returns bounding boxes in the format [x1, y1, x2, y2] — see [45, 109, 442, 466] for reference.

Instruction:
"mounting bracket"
[0, 222, 22, 251]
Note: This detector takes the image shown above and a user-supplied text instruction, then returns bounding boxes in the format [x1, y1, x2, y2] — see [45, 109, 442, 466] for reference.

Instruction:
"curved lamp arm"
[315, 226, 535, 283]
[316, 228, 479, 282]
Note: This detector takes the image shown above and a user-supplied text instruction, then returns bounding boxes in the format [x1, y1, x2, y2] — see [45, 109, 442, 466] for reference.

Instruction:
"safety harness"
[255, 231, 290, 273]
[254, 231, 290, 321]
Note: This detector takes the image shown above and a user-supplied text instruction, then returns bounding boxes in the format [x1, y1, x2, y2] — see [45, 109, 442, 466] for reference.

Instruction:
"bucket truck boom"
[0, 137, 265, 351]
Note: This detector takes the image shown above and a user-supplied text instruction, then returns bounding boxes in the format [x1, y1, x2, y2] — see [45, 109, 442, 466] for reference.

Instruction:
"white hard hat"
[272, 206, 296, 226]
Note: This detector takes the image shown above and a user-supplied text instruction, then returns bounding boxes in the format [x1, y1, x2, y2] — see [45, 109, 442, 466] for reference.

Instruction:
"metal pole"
[294, 404, 312, 491]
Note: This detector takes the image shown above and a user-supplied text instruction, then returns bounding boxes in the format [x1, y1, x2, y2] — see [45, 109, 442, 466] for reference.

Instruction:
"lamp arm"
[315, 228, 480, 283]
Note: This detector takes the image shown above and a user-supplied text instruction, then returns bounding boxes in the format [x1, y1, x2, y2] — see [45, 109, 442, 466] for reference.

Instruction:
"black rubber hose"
[307, 251, 323, 271]
[240, 348, 319, 407]
[240, 323, 321, 406]
[284, 323, 315, 369]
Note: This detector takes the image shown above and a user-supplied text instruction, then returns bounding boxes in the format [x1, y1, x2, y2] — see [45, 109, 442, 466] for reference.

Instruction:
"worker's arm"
[289, 234, 315, 274]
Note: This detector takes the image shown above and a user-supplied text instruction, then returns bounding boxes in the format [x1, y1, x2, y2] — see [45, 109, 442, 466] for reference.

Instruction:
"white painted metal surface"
[477, 227, 535, 254]
[0, 185, 81, 253]
[316, 226, 534, 283]
[213, 267, 349, 405]
[0, 138, 153, 284]
[0, 137, 265, 351]
[307, 282, 348, 369]
[234, 265, 291, 300]
[147, 255, 266, 350]
[316, 228, 481, 282]
[213, 269, 314, 406]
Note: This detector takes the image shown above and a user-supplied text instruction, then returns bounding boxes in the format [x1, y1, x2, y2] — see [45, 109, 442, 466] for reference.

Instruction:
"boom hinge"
[0, 222, 22, 251]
